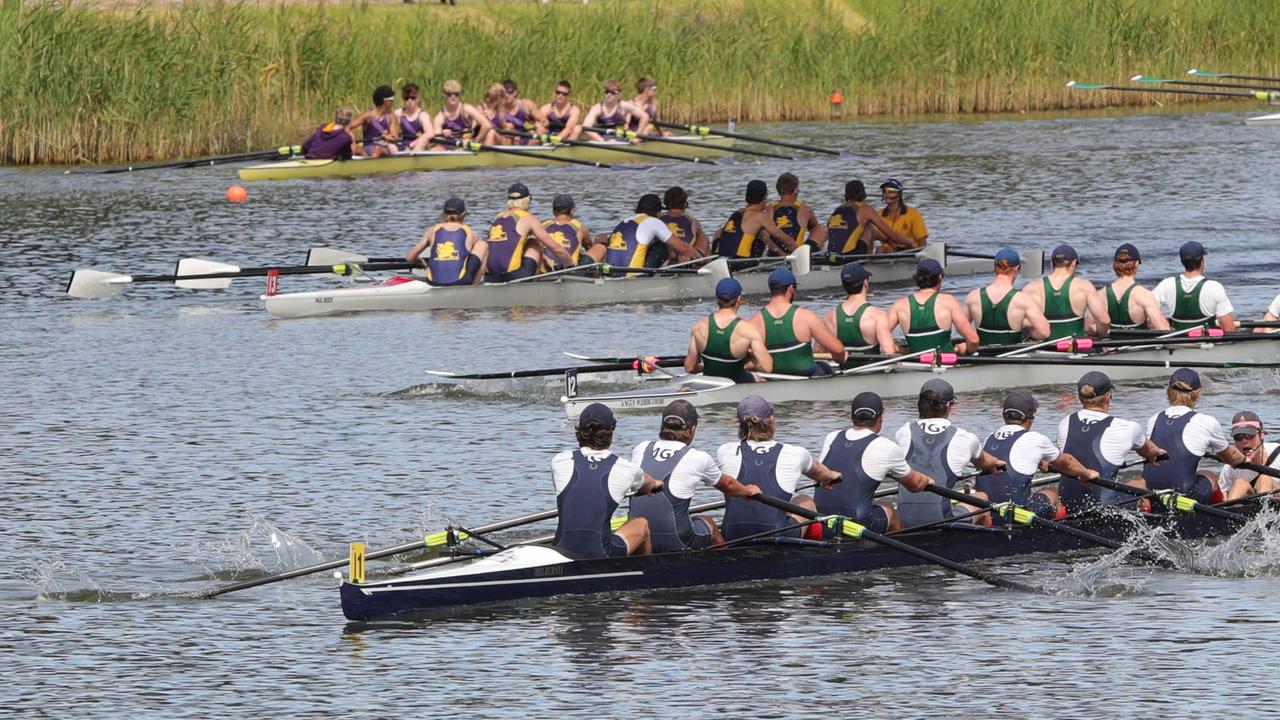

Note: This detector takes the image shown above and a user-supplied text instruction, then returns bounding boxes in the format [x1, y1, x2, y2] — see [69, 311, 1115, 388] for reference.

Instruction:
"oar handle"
[1235, 461, 1280, 480]
[1085, 476, 1245, 522]
[133, 260, 416, 284]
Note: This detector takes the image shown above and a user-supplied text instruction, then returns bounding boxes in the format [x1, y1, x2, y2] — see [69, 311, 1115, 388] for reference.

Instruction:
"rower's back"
[720, 441, 791, 540]
[629, 441, 695, 553]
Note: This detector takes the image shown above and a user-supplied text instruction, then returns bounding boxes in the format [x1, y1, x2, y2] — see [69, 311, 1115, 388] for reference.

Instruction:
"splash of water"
[195, 512, 326, 581]
[31, 556, 156, 603]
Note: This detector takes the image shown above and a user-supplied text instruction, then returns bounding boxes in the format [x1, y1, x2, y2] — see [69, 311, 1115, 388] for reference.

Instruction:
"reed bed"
[3, 0, 1278, 164]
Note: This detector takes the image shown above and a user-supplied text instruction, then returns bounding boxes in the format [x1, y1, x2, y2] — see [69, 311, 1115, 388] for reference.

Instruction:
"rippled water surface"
[7, 110, 1280, 717]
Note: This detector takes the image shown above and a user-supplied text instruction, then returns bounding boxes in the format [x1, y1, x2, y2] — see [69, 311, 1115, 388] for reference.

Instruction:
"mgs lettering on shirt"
[630, 440, 722, 500]
[893, 419, 984, 475]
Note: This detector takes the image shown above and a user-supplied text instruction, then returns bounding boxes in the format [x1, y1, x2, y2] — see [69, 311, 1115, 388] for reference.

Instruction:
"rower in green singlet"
[748, 269, 847, 377]
[685, 278, 772, 383]
[824, 263, 898, 368]
[1021, 243, 1109, 340]
[889, 259, 979, 354]
[964, 248, 1050, 347]
[1104, 243, 1169, 331]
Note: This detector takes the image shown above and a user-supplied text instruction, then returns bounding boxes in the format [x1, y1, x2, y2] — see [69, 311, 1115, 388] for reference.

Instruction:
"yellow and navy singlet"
[715, 210, 764, 259]
[542, 218, 583, 270]
[486, 210, 530, 275]
[772, 201, 809, 250]
[826, 202, 869, 255]
[604, 215, 651, 268]
[426, 224, 473, 284]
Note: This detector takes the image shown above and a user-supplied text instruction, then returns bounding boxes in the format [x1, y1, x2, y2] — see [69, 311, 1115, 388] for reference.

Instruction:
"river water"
[6, 109, 1280, 717]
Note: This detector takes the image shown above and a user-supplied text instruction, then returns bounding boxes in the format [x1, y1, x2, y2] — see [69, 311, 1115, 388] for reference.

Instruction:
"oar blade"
[788, 244, 811, 276]
[66, 269, 132, 299]
[697, 258, 731, 283]
[175, 258, 239, 289]
[1130, 75, 1171, 84]
[307, 247, 370, 265]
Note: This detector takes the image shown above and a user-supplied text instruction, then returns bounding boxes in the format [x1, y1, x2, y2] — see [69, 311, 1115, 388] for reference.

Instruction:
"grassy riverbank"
[3, 0, 1278, 164]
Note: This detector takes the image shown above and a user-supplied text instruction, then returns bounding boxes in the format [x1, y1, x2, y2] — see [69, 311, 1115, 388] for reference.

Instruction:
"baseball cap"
[507, 182, 531, 200]
[715, 277, 743, 299]
[919, 378, 955, 404]
[1180, 240, 1206, 261]
[661, 399, 699, 428]
[1231, 410, 1263, 436]
[840, 263, 872, 287]
[1051, 244, 1078, 263]
[1169, 367, 1201, 391]
[636, 193, 663, 215]
[880, 178, 903, 192]
[916, 258, 944, 276]
[1114, 243, 1141, 262]
[1077, 371, 1113, 398]
[736, 395, 774, 420]
[1003, 390, 1039, 420]
[767, 268, 798, 291]
[745, 179, 768, 204]
[851, 391, 884, 422]
[994, 248, 1021, 266]
[552, 193, 575, 212]
[577, 402, 616, 430]
[443, 197, 466, 214]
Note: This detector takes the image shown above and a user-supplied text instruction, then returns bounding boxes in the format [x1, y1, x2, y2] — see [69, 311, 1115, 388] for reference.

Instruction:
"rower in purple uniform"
[499, 79, 543, 144]
[659, 186, 711, 257]
[543, 194, 591, 270]
[432, 79, 493, 148]
[1143, 369, 1246, 503]
[301, 106, 356, 160]
[583, 80, 649, 141]
[601, 193, 699, 270]
[485, 183, 572, 281]
[537, 80, 583, 140]
[348, 85, 401, 158]
[405, 197, 488, 286]
[477, 83, 507, 145]
[628, 76, 670, 136]
[396, 84, 437, 152]
[552, 403, 662, 558]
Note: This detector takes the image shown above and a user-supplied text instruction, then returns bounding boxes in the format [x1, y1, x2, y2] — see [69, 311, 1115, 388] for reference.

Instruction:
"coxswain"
[404, 197, 488, 286]
[601, 193, 699, 270]
[348, 84, 401, 158]
[485, 183, 572, 282]
[717, 396, 843, 541]
[628, 77, 670, 135]
[397, 84, 437, 152]
[542, 194, 591, 270]
[888, 258, 980, 354]
[893, 379, 1006, 528]
[713, 179, 796, 261]
[1054, 371, 1164, 512]
[1144, 369, 1246, 503]
[1020, 243, 1109, 340]
[1153, 241, 1237, 332]
[816, 392, 933, 533]
[685, 278, 773, 382]
[823, 263, 898, 365]
[963, 248, 1050, 346]
[537, 80, 582, 140]
[771, 173, 827, 252]
[301, 106, 356, 160]
[628, 400, 762, 552]
[551, 403, 662, 558]
[976, 391, 1098, 525]
[870, 179, 928, 252]
[1218, 411, 1280, 501]
[1105, 243, 1169, 331]
[433, 79, 493, 147]
[748, 268, 847, 376]
[583, 80, 649, 140]
[659, 186, 712, 257]
[498, 79, 543, 144]
[825, 180, 912, 258]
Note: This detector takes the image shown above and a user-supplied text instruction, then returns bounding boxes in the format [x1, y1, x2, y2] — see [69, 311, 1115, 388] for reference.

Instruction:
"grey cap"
[661, 399, 699, 428]
[1002, 390, 1039, 420]
[919, 378, 954, 404]
[736, 395, 774, 420]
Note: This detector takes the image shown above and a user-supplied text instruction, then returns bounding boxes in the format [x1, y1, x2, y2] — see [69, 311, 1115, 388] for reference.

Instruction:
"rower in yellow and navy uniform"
[868, 179, 928, 252]
[1152, 241, 1238, 332]
[713, 180, 797, 262]
[770, 172, 826, 253]
[746, 268, 847, 377]
[542, 193, 591, 271]
[1105, 243, 1169, 331]
[659, 186, 711, 257]
[404, 197, 489, 286]
[822, 263, 898, 368]
[888, 258, 979, 354]
[485, 182, 573, 282]
[824, 180, 912, 259]
[1021, 244, 1110, 340]
[603, 193, 698, 270]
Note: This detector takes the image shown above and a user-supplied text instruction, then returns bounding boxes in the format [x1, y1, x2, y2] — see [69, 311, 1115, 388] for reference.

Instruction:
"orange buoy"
[226, 184, 248, 203]
[829, 90, 844, 105]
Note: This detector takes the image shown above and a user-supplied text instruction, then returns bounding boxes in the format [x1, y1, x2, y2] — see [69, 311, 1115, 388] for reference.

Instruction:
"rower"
[404, 197, 488, 286]
[822, 263, 897, 366]
[888, 258, 979, 354]
[717, 396, 842, 541]
[432, 79, 493, 147]
[1257, 293, 1280, 334]
[816, 392, 933, 533]
[478, 83, 508, 145]
[1218, 411, 1280, 501]
[583, 80, 649, 141]
[684, 278, 773, 382]
[1144, 369, 1246, 503]
[1055, 371, 1164, 512]
[892, 379, 1005, 528]
[628, 400, 762, 552]
[551, 403, 663, 558]
[348, 84, 401, 158]
[976, 391, 1099, 525]
[397, 84, 436, 152]
[542, 194, 591, 270]
[870, 179, 928, 252]
[485, 183, 572, 282]
[771, 172, 827, 253]
[301, 106, 356, 160]
[962, 248, 1050, 346]
[602, 194, 699, 270]
[824, 180, 912, 258]
[537, 80, 582, 140]
[499, 79, 543, 144]
[628, 77, 670, 135]
[1153, 241, 1237, 332]
[747, 268, 847, 376]
[713, 179, 796, 262]
[1020, 243, 1109, 340]
[1106, 243, 1169, 331]
[659, 187, 712, 257]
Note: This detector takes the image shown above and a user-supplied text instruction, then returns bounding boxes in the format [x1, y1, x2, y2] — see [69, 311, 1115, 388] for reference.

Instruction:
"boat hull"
[1245, 112, 1280, 126]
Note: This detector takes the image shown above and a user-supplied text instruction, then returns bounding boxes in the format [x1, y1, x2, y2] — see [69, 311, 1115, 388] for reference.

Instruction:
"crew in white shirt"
[1152, 241, 1236, 331]
[588, 193, 698, 267]
[1218, 410, 1280, 501]
[1143, 369, 1246, 503]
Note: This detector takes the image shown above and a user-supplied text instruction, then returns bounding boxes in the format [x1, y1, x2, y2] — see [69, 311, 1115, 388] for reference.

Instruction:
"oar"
[1084, 476, 1247, 523]
[600, 257, 731, 282]
[66, 258, 419, 299]
[918, 354, 1280, 371]
[585, 126, 792, 159]
[836, 348, 931, 376]
[651, 120, 839, 156]
[99, 145, 301, 174]
[1188, 68, 1280, 84]
[1131, 75, 1280, 92]
[499, 128, 718, 164]
[750, 494, 1037, 592]
[430, 135, 617, 169]
[1067, 80, 1279, 102]
[306, 247, 405, 265]
[506, 262, 604, 284]
[816, 248, 924, 265]
[426, 357, 682, 381]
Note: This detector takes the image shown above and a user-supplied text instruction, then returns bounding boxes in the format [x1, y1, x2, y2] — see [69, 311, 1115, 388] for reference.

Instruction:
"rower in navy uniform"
[1055, 371, 1165, 512]
[717, 396, 842, 541]
[551, 403, 663, 558]
[602, 193, 699, 271]
[1153, 241, 1237, 332]
[628, 400, 762, 552]
[713, 179, 796, 262]
[486, 183, 573, 282]
[770, 172, 826, 253]
[684, 278, 773, 383]
[542, 193, 592, 270]
[404, 197, 488, 286]
[660, 186, 712, 257]
[1143, 369, 1246, 504]
[977, 391, 1098, 525]
[816, 392, 933, 533]
[893, 379, 1005, 528]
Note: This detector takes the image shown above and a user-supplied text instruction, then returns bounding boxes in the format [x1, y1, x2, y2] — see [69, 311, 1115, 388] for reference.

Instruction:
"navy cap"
[879, 178, 903, 192]
[851, 391, 884, 422]
[1169, 368, 1201, 391]
[1114, 243, 1141, 262]
[1180, 241, 1206, 261]
[577, 402, 616, 430]
[916, 258, 944, 276]
[1003, 390, 1039, 420]
[994, 248, 1021, 266]
[552, 193, 575, 212]
[767, 268, 798, 291]
[507, 182, 530, 200]
[840, 262, 872, 287]
[919, 378, 954, 404]
[1077, 371, 1113, 398]
[443, 197, 466, 214]
[736, 395, 774, 420]
[1051, 244, 1078, 263]
[715, 277, 743, 299]
[661, 399, 699, 428]
[636, 193, 663, 215]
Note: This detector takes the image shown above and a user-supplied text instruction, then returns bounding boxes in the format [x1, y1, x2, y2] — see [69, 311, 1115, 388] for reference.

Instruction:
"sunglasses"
[604, 90, 619, 96]
[555, 90, 570, 96]
[1233, 433, 1259, 442]
[444, 91, 461, 97]
[404, 95, 418, 100]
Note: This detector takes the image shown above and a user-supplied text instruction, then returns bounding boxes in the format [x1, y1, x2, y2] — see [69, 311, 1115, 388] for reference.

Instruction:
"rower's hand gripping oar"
[1083, 476, 1247, 523]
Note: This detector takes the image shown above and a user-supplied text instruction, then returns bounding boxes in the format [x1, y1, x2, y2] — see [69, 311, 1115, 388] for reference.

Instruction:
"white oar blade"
[424, 370, 460, 378]
[175, 258, 239, 289]
[308, 246, 369, 265]
[788, 244, 811, 276]
[696, 258, 731, 283]
[66, 269, 132, 299]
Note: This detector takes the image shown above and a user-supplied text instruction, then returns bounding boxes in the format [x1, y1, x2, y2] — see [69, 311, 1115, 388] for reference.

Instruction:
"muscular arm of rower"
[756, 215, 795, 255]
[1083, 284, 1110, 336]
[1014, 295, 1052, 340]
[638, 472, 664, 496]
[1049, 452, 1100, 481]
[946, 296, 980, 351]
[524, 217, 573, 264]
[1219, 445, 1248, 467]
[664, 234, 697, 261]
[742, 322, 773, 373]
[685, 321, 706, 373]
[897, 469, 933, 493]
[804, 309, 848, 364]
[1217, 312, 1238, 333]
[405, 228, 434, 264]
[861, 208, 912, 250]
[468, 106, 493, 141]
[690, 217, 711, 257]
[715, 474, 763, 498]
[803, 459, 842, 489]
[800, 206, 827, 247]
[872, 312, 899, 354]
[1136, 439, 1165, 462]
[621, 101, 650, 137]
[975, 451, 1006, 473]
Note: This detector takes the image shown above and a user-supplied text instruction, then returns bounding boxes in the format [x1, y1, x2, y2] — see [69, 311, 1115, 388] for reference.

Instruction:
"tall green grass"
[3, 0, 1278, 164]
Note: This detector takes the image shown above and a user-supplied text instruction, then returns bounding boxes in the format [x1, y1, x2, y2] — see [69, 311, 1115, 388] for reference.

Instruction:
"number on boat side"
[565, 369, 579, 399]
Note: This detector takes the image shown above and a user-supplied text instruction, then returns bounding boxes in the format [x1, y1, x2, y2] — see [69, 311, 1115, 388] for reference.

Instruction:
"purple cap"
[1169, 368, 1201, 391]
[736, 395, 774, 420]
[879, 178, 903, 192]
[577, 402, 616, 430]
